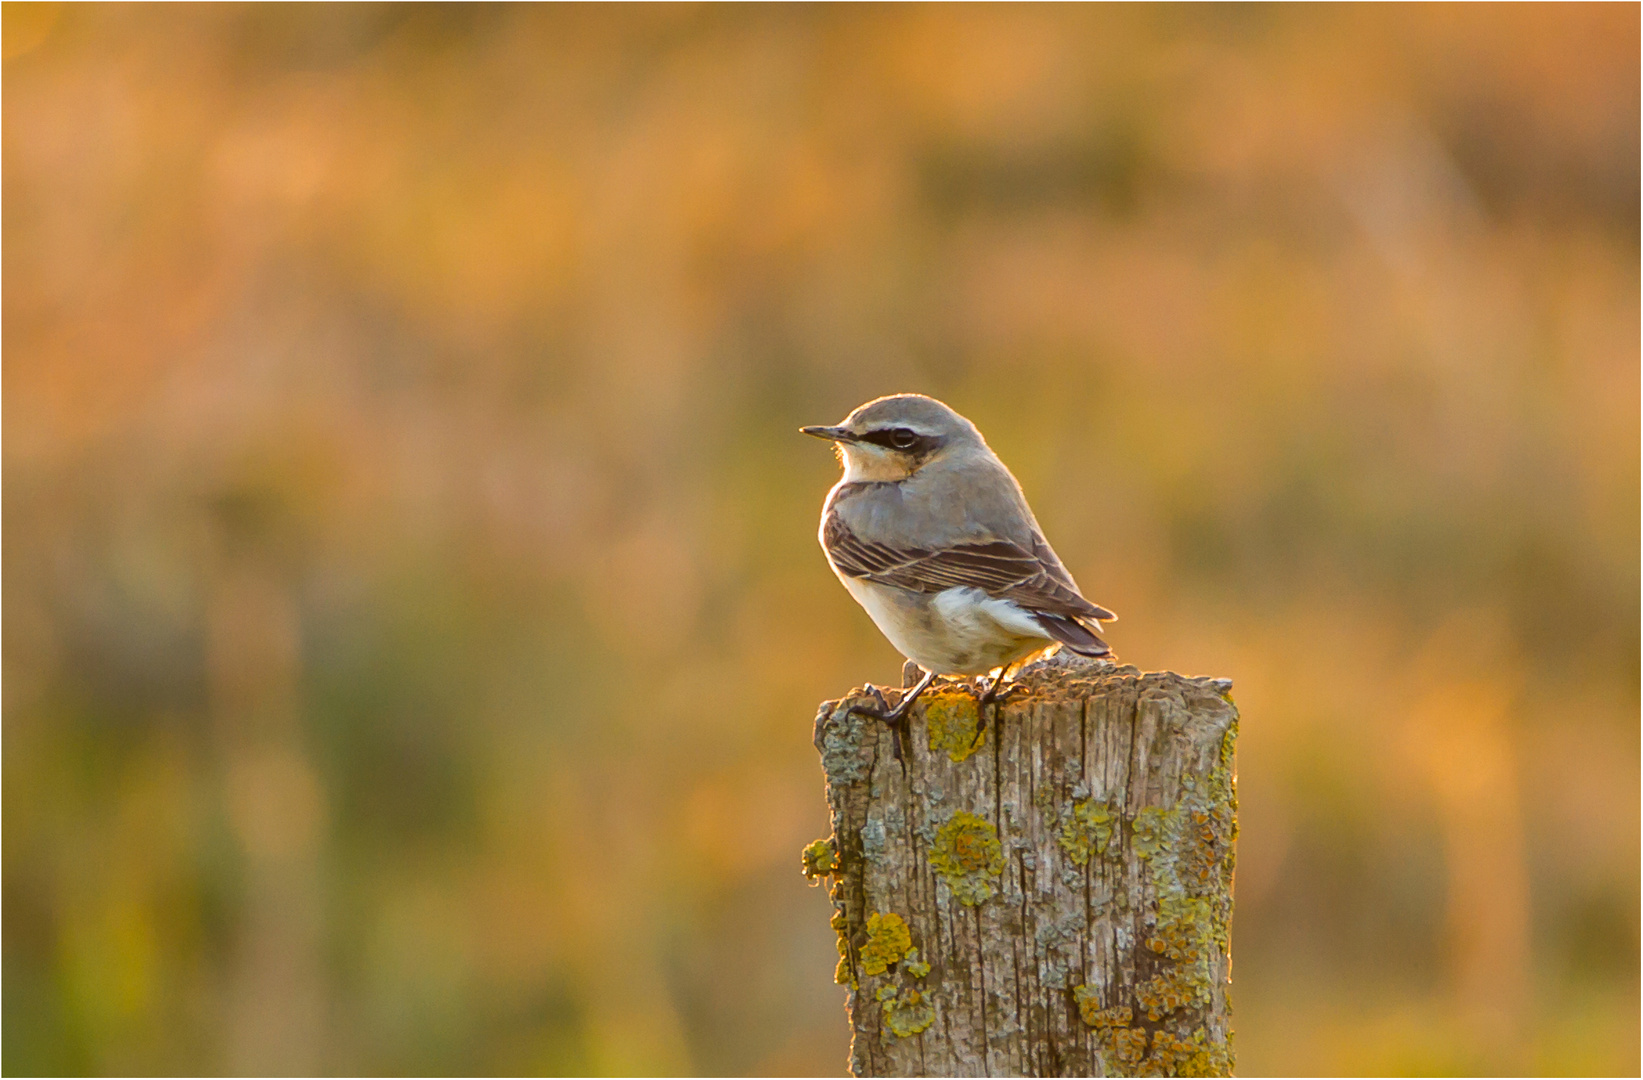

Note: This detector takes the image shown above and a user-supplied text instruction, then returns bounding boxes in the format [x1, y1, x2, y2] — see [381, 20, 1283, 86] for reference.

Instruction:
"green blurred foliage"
[3, 4, 1636, 1075]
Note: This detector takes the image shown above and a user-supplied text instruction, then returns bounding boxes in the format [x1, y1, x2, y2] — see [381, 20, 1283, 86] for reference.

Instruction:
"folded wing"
[823, 513, 1116, 656]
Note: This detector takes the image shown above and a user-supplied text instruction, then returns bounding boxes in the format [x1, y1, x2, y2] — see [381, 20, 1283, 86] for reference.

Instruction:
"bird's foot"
[848, 684, 913, 763]
[975, 678, 1027, 711]
[968, 679, 1025, 751]
[848, 683, 893, 717]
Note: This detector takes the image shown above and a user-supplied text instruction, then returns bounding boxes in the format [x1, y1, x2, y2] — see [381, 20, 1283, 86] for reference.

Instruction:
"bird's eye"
[888, 429, 917, 449]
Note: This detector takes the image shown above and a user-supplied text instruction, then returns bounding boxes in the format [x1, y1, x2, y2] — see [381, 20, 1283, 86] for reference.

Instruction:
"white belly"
[838, 576, 1050, 675]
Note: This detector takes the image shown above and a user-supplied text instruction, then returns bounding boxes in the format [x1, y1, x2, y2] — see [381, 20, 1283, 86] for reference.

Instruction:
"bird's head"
[801, 394, 983, 482]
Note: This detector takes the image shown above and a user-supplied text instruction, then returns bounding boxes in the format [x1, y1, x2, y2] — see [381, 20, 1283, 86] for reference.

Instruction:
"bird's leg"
[969, 666, 1017, 749]
[849, 667, 939, 763]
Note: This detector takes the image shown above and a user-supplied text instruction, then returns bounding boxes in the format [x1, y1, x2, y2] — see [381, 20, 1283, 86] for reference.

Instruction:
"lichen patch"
[1057, 798, 1117, 866]
[924, 691, 984, 762]
[880, 985, 935, 1038]
[801, 837, 839, 882]
[929, 811, 1006, 906]
[860, 912, 912, 975]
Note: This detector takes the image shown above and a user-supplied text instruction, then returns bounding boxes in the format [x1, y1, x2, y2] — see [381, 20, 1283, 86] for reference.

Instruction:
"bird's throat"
[840, 444, 914, 483]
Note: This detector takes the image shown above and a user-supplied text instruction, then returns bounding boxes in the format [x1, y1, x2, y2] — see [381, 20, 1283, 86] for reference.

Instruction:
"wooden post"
[803, 652, 1238, 1078]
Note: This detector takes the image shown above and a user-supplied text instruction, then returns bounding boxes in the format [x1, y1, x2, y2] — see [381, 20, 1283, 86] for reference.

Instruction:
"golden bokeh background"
[4, 5, 1637, 1075]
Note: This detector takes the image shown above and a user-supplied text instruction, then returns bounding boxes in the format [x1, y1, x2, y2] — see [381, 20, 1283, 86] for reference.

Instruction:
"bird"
[802, 393, 1115, 751]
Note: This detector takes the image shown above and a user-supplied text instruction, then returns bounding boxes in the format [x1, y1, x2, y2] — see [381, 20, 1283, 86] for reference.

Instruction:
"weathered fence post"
[803, 652, 1238, 1077]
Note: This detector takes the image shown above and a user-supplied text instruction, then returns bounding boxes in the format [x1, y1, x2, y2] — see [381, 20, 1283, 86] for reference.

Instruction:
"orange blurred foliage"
[4, 5, 1636, 1075]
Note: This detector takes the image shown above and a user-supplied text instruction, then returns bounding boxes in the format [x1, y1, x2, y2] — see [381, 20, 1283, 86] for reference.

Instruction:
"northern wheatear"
[802, 393, 1115, 748]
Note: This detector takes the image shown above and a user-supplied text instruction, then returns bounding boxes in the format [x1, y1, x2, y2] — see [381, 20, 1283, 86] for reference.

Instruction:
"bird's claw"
[978, 682, 1027, 710]
[968, 678, 1024, 751]
[846, 683, 893, 720]
[848, 684, 911, 764]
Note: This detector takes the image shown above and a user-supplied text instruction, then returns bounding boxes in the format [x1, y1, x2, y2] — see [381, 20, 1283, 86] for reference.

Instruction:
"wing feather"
[823, 512, 1116, 624]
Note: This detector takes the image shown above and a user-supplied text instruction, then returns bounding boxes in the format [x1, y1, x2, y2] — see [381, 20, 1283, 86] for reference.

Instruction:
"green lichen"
[1072, 993, 1148, 1072]
[859, 912, 911, 975]
[1219, 712, 1238, 770]
[828, 898, 853, 987]
[924, 691, 984, 762]
[818, 696, 877, 785]
[1127, 798, 1230, 1023]
[1073, 986, 1127, 1029]
[903, 946, 930, 979]
[1219, 711, 1240, 848]
[929, 811, 1006, 906]
[1131, 805, 1178, 860]
[1180, 806, 1234, 896]
[1058, 799, 1117, 866]
[1073, 702, 1238, 1077]
[1150, 1028, 1233, 1077]
[1075, 988, 1232, 1076]
[880, 985, 936, 1038]
[801, 837, 839, 882]
[1135, 969, 1200, 1023]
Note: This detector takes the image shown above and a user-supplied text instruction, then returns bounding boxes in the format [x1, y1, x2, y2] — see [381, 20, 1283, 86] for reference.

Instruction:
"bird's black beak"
[800, 425, 856, 443]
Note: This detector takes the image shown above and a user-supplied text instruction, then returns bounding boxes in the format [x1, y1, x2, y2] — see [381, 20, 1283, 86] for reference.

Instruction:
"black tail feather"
[1034, 613, 1110, 657]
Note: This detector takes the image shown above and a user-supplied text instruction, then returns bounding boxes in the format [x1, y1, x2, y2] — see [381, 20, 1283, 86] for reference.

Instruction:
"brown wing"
[823, 512, 1116, 624]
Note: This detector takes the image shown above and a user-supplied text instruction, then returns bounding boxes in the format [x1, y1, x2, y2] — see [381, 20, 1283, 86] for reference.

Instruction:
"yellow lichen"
[1151, 1028, 1233, 1077]
[1135, 968, 1198, 1023]
[830, 902, 853, 986]
[801, 837, 839, 882]
[1068, 706, 1237, 1078]
[1076, 986, 1230, 1076]
[859, 912, 912, 975]
[1089, 1022, 1147, 1072]
[1073, 986, 1129, 1030]
[1146, 913, 1204, 965]
[903, 946, 931, 979]
[881, 985, 936, 1038]
[1131, 806, 1177, 860]
[1058, 799, 1117, 866]
[1180, 808, 1231, 891]
[924, 691, 984, 762]
[1073, 986, 1147, 1070]
[1135, 858, 1223, 1020]
[929, 811, 1006, 906]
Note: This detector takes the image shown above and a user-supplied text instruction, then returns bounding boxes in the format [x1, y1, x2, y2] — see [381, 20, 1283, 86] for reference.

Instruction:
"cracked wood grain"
[810, 652, 1238, 1077]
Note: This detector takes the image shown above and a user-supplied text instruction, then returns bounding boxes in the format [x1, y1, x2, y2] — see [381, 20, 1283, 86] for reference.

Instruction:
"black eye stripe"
[858, 428, 911, 448]
[859, 428, 939, 453]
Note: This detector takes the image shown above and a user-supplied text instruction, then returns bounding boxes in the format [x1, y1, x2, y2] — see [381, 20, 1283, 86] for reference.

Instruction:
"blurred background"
[4, 4, 1637, 1076]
